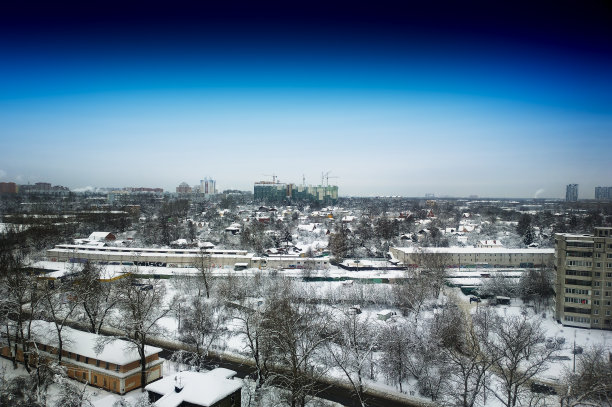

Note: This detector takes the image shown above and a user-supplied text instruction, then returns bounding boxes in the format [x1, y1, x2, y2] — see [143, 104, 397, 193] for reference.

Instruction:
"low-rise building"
[146, 368, 242, 407]
[0, 320, 163, 394]
[389, 246, 554, 268]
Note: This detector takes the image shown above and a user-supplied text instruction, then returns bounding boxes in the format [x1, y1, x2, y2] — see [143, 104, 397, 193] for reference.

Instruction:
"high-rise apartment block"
[254, 182, 338, 203]
[595, 186, 612, 201]
[200, 178, 216, 196]
[554, 227, 612, 330]
[566, 184, 578, 202]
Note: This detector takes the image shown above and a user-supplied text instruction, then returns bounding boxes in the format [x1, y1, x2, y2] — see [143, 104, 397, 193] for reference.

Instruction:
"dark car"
[469, 296, 482, 303]
[531, 383, 557, 395]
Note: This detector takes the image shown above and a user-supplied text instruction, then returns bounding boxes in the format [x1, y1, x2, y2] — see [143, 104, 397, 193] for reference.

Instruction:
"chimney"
[174, 376, 184, 393]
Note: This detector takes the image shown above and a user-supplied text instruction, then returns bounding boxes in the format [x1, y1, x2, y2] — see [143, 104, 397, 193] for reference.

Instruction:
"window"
[606, 301, 612, 306]
[594, 319, 599, 324]
[595, 291, 600, 296]
[76, 355, 80, 362]
[115, 365, 120, 372]
[594, 300, 600, 305]
[93, 375, 97, 384]
[596, 272, 601, 277]
[85, 357, 89, 364]
[607, 272, 612, 277]
[594, 309, 599, 315]
[606, 292, 611, 297]
[597, 263, 602, 268]
[594, 282, 601, 287]
[105, 362, 109, 370]
[96, 360, 100, 367]
[82, 372, 86, 380]
[607, 310, 611, 316]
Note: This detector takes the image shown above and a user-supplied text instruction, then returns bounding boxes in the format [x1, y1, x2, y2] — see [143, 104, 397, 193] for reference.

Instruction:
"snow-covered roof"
[29, 320, 161, 365]
[394, 247, 554, 254]
[88, 232, 114, 241]
[145, 369, 242, 407]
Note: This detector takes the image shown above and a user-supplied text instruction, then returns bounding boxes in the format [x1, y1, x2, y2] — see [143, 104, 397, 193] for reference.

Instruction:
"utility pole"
[573, 330, 576, 373]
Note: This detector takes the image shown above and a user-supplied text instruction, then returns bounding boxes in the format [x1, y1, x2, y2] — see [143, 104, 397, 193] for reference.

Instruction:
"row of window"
[565, 270, 591, 277]
[566, 242, 594, 248]
[564, 297, 590, 304]
[567, 260, 593, 267]
[565, 288, 590, 295]
[592, 309, 612, 316]
[592, 299, 612, 306]
[68, 352, 119, 371]
[565, 315, 612, 325]
[565, 278, 592, 287]
[593, 291, 611, 297]
[564, 316, 590, 323]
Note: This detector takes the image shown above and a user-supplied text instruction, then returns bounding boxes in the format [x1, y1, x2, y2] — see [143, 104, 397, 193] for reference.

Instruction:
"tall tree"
[261, 288, 334, 407]
[101, 275, 174, 391]
[193, 248, 213, 298]
[74, 262, 118, 334]
[479, 314, 559, 407]
[559, 345, 612, 407]
[326, 311, 378, 406]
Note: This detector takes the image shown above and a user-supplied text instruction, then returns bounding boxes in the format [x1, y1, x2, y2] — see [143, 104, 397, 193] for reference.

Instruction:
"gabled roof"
[29, 320, 161, 365]
[88, 232, 114, 241]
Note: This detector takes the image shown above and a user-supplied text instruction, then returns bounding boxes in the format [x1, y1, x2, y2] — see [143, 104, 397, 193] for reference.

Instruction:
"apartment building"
[566, 184, 579, 202]
[554, 227, 612, 330]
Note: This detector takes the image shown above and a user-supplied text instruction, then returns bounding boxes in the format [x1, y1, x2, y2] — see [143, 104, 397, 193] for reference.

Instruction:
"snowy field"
[18, 261, 612, 406]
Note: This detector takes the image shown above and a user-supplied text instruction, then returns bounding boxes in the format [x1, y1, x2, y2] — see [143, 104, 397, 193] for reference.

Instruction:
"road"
[158, 349, 431, 407]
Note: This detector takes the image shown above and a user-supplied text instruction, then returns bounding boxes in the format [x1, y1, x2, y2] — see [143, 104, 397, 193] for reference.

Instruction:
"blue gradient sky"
[0, 2, 611, 198]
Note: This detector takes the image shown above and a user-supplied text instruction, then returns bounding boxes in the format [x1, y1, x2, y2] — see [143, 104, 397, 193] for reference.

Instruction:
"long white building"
[389, 246, 554, 268]
[46, 244, 329, 270]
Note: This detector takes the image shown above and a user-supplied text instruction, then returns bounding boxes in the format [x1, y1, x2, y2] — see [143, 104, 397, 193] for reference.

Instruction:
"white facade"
[200, 177, 216, 196]
[390, 246, 554, 268]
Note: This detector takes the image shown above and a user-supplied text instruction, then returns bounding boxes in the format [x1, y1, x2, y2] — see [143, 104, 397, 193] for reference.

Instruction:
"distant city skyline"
[0, 3, 610, 198]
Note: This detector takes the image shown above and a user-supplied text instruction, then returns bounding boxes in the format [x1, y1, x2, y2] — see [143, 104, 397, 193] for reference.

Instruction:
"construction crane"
[321, 171, 339, 186]
[326, 175, 339, 186]
[262, 173, 278, 183]
[321, 171, 330, 186]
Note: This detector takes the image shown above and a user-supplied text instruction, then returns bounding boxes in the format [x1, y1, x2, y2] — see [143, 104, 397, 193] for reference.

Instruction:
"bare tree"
[53, 376, 94, 407]
[559, 345, 612, 407]
[233, 300, 271, 391]
[0, 254, 42, 372]
[379, 323, 411, 393]
[326, 311, 379, 406]
[177, 297, 227, 369]
[101, 274, 174, 391]
[517, 269, 555, 313]
[391, 270, 432, 321]
[479, 314, 559, 407]
[439, 308, 495, 407]
[74, 262, 118, 334]
[412, 249, 451, 298]
[261, 287, 335, 407]
[479, 273, 518, 298]
[193, 248, 212, 298]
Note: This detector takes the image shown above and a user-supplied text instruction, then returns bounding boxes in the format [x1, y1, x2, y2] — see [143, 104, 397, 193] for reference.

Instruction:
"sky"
[0, 2, 611, 198]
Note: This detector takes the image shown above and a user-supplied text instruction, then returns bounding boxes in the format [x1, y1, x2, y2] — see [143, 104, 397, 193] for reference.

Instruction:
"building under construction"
[254, 182, 338, 204]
